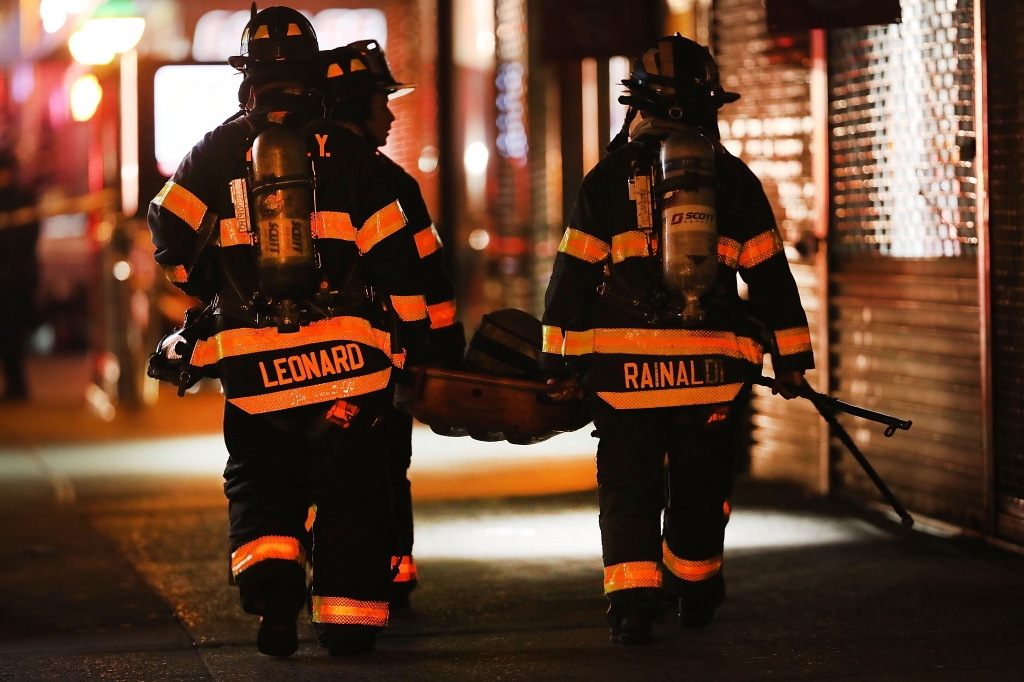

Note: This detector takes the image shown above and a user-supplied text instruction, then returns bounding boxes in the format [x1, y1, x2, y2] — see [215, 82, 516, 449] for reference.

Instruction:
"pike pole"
[755, 376, 915, 528]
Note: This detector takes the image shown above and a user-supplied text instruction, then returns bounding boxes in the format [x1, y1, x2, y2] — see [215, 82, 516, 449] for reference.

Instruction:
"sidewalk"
[1, 434, 1023, 681]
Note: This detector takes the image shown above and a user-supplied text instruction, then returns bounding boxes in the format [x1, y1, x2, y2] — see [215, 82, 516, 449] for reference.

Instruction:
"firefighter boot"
[318, 624, 377, 656]
[607, 588, 664, 645]
[678, 572, 725, 629]
[254, 585, 302, 656]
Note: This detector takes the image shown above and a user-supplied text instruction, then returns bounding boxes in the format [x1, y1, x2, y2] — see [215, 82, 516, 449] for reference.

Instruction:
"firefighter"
[148, 6, 434, 657]
[318, 41, 464, 609]
[541, 35, 814, 644]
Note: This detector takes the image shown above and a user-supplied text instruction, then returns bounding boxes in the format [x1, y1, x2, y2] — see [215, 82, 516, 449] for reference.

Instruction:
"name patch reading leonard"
[189, 317, 394, 414]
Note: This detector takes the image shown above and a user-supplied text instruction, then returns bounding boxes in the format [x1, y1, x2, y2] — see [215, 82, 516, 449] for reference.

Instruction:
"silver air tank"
[658, 127, 718, 322]
[250, 125, 317, 332]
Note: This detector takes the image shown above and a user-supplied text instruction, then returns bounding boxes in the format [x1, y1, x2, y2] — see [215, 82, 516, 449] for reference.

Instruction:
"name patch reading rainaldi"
[623, 359, 724, 390]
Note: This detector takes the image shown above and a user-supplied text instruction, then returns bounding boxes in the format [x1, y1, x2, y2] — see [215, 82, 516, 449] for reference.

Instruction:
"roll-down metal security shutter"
[985, 0, 1024, 546]
[714, 0, 825, 490]
[827, 0, 985, 529]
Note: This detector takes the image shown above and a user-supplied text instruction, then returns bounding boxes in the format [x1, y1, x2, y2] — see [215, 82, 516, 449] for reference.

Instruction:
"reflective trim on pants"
[391, 555, 418, 583]
[603, 561, 663, 593]
[662, 542, 722, 582]
[230, 535, 306, 578]
[311, 596, 389, 627]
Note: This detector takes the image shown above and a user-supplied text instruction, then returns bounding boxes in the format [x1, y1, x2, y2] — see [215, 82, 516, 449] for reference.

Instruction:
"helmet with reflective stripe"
[621, 34, 739, 118]
[229, 5, 319, 72]
[321, 40, 414, 100]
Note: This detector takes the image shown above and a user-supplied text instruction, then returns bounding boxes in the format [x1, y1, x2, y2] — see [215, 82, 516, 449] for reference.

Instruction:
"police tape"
[0, 189, 117, 231]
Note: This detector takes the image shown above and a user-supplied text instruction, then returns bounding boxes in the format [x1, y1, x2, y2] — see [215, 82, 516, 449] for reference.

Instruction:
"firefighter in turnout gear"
[148, 6, 435, 657]
[541, 35, 814, 644]
[319, 41, 465, 608]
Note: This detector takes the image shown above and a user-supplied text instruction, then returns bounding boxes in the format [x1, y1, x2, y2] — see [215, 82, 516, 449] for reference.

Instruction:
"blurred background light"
[468, 228, 490, 250]
[464, 141, 489, 175]
[69, 74, 102, 122]
[69, 17, 146, 65]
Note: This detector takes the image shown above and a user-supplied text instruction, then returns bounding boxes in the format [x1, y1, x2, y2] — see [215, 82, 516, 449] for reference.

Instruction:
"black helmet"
[321, 40, 414, 100]
[228, 5, 318, 72]
[621, 35, 739, 119]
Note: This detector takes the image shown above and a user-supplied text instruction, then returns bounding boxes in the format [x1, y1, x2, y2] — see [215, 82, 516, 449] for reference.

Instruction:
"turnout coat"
[541, 132, 814, 409]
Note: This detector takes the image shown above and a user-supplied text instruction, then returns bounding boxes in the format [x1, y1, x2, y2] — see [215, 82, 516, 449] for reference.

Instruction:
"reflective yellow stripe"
[775, 326, 813, 355]
[162, 264, 188, 284]
[603, 561, 663, 593]
[561, 329, 763, 364]
[738, 229, 785, 268]
[414, 224, 443, 258]
[558, 227, 610, 264]
[228, 368, 392, 414]
[152, 181, 207, 231]
[718, 236, 741, 268]
[190, 317, 391, 368]
[427, 300, 457, 329]
[357, 201, 407, 253]
[390, 294, 428, 322]
[220, 218, 254, 247]
[611, 231, 650, 263]
[662, 542, 722, 582]
[311, 596, 389, 627]
[597, 383, 744, 409]
[312, 211, 357, 240]
[392, 556, 418, 583]
[230, 535, 305, 577]
[541, 325, 565, 354]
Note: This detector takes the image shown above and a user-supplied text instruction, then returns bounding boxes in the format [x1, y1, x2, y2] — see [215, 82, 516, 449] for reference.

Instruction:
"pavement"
[2, 425, 1024, 682]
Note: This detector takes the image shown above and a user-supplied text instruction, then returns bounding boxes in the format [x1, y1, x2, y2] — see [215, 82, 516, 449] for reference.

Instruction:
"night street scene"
[1, 0, 1023, 680]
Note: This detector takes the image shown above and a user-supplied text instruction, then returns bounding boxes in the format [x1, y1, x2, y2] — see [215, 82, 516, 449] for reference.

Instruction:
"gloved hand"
[544, 377, 583, 404]
[147, 332, 201, 393]
[772, 370, 807, 400]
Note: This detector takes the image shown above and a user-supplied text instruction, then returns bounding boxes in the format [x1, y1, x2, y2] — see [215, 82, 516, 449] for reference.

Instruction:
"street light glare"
[69, 17, 146, 65]
[69, 75, 102, 122]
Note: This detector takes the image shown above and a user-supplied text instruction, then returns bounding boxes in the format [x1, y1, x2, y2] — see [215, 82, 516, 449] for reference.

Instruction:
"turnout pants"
[223, 401, 394, 641]
[376, 406, 419, 591]
[593, 399, 737, 623]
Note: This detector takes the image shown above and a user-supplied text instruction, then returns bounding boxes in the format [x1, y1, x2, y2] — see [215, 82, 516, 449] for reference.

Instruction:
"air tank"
[658, 127, 718, 322]
[250, 125, 317, 329]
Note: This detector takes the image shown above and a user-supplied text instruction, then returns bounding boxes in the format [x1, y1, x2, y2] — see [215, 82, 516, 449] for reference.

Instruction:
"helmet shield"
[622, 35, 739, 118]
[321, 40, 415, 101]
[229, 6, 319, 71]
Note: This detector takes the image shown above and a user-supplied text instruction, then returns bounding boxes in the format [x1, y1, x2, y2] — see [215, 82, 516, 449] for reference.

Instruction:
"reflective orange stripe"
[391, 294, 428, 322]
[357, 200, 407, 253]
[662, 542, 722, 582]
[231, 535, 305, 577]
[392, 555, 418, 583]
[541, 325, 565, 354]
[220, 218, 254, 247]
[311, 596, 389, 627]
[603, 561, 663, 593]
[723, 499, 731, 519]
[775, 326, 813, 356]
[611, 231, 649, 263]
[597, 383, 745, 409]
[738, 229, 785, 268]
[558, 227, 610, 264]
[190, 317, 391, 368]
[305, 505, 317, 532]
[414, 225, 442, 258]
[718, 236, 741, 268]
[562, 329, 763, 364]
[152, 181, 207, 230]
[427, 300, 457, 329]
[312, 211, 357, 240]
[228, 368, 391, 414]
[162, 264, 188, 284]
